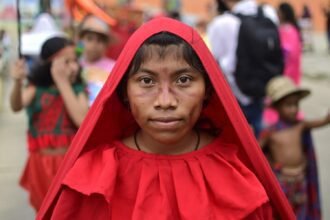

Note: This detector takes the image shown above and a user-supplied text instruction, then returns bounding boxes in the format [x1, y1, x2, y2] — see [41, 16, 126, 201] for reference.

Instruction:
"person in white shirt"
[207, 0, 279, 138]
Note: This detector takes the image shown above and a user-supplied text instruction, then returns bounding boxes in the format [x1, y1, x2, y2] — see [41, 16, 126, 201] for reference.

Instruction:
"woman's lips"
[149, 117, 182, 129]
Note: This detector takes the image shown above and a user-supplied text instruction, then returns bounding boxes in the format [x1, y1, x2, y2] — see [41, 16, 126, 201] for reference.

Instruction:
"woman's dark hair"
[117, 32, 211, 101]
[279, 2, 301, 37]
[27, 37, 83, 87]
[129, 32, 208, 77]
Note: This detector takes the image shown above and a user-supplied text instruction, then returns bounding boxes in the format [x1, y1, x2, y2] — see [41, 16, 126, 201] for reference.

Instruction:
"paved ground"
[0, 33, 330, 219]
[0, 82, 35, 219]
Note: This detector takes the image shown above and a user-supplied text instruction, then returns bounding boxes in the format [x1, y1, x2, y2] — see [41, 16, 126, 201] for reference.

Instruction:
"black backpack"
[234, 6, 284, 98]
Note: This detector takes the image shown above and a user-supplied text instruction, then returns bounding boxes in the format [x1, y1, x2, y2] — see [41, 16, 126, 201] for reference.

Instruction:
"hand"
[11, 59, 28, 81]
[51, 56, 72, 85]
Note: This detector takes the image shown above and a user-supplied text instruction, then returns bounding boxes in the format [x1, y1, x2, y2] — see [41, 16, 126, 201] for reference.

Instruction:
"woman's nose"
[154, 84, 178, 110]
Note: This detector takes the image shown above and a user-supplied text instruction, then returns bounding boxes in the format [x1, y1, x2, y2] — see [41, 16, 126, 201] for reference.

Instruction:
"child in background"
[260, 76, 329, 219]
[78, 15, 116, 106]
[9, 37, 89, 211]
[38, 18, 294, 220]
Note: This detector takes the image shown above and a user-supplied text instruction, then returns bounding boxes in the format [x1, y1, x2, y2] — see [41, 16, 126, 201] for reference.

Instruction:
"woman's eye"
[140, 77, 154, 85]
[177, 76, 191, 84]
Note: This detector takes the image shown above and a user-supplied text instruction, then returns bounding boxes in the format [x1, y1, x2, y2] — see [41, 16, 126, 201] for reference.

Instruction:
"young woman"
[37, 18, 294, 220]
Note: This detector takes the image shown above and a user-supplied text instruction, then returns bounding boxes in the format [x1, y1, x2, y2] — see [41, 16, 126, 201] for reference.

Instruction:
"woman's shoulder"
[62, 143, 118, 195]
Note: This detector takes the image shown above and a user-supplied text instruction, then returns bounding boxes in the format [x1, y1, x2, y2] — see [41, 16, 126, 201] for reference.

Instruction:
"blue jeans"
[239, 99, 263, 138]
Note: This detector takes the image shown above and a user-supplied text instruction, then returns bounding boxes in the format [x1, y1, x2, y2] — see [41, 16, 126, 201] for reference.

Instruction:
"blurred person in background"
[263, 2, 303, 126]
[9, 36, 88, 212]
[299, 4, 314, 52]
[0, 28, 11, 110]
[0, 29, 11, 53]
[207, 0, 282, 138]
[167, 10, 182, 21]
[322, 2, 330, 53]
[78, 15, 116, 106]
[164, 0, 182, 21]
[260, 76, 326, 220]
[278, 2, 302, 85]
[0, 29, 11, 77]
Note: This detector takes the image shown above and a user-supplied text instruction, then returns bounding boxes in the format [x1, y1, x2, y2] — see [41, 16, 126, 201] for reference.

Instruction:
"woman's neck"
[134, 130, 200, 155]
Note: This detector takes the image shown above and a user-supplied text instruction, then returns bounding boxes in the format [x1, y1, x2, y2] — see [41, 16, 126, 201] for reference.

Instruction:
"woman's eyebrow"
[137, 68, 157, 76]
[136, 67, 195, 76]
[173, 67, 195, 75]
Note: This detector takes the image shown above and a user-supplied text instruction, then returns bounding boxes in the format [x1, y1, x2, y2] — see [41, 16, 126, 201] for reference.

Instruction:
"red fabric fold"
[62, 145, 118, 202]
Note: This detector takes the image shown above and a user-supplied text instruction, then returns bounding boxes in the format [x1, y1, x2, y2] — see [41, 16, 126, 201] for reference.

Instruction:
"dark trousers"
[239, 99, 263, 139]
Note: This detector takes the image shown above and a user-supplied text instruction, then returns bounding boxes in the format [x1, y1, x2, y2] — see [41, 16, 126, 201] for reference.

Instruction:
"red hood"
[37, 17, 294, 219]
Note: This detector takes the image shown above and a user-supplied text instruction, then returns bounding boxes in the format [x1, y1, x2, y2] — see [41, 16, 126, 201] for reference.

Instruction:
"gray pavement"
[0, 80, 35, 219]
[0, 33, 330, 219]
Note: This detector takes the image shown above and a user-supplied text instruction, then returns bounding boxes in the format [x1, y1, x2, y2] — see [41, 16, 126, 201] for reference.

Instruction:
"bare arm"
[303, 111, 330, 130]
[51, 57, 89, 127]
[56, 82, 88, 127]
[9, 59, 35, 112]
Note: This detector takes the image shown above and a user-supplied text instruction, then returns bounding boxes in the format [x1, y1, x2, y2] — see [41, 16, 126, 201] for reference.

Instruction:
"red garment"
[50, 188, 273, 220]
[37, 18, 294, 219]
[52, 138, 269, 219]
[106, 24, 135, 60]
[26, 85, 82, 152]
[22, 86, 82, 211]
[20, 152, 65, 211]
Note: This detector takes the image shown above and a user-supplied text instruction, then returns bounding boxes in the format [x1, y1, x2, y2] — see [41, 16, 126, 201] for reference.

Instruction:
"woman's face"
[126, 45, 207, 146]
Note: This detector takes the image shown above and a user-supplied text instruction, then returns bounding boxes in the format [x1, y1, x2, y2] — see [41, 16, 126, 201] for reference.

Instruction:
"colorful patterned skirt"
[274, 165, 308, 219]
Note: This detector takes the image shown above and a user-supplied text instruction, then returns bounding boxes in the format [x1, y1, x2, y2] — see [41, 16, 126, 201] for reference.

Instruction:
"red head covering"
[37, 17, 294, 219]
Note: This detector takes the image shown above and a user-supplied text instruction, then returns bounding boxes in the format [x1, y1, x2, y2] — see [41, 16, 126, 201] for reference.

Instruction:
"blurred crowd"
[206, 1, 329, 219]
[1, 0, 330, 219]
